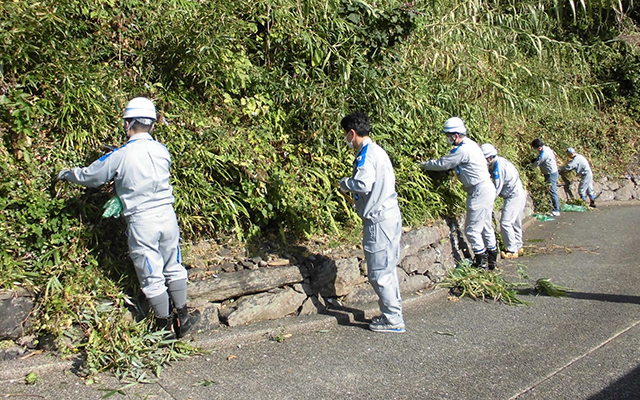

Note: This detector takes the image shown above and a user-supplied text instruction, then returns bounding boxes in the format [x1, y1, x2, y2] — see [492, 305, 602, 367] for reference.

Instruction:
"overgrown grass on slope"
[0, 0, 639, 379]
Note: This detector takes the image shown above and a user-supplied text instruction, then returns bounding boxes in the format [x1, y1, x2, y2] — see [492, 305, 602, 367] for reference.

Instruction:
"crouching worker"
[57, 97, 199, 339]
[339, 112, 405, 333]
[560, 147, 596, 208]
[481, 144, 526, 260]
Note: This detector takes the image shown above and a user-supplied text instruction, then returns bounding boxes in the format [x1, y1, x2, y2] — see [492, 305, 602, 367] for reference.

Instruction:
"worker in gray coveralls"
[530, 138, 561, 216]
[560, 147, 596, 208]
[339, 112, 405, 333]
[481, 143, 526, 260]
[421, 117, 499, 270]
[57, 97, 199, 339]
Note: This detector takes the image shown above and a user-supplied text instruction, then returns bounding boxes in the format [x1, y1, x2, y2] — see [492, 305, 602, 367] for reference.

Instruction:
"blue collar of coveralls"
[356, 137, 372, 155]
[449, 137, 467, 153]
[450, 137, 467, 175]
[492, 159, 500, 179]
[354, 137, 372, 168]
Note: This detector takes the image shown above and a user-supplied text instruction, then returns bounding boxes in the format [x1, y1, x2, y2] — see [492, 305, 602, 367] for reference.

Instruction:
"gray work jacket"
[421, 137, 491, 192]
[490, 156, 524, 199]
[61, 132, 175, 217]
[532, 145, 559, 175]
[340, 138, 401, 224]
[561, 153, 592, 177]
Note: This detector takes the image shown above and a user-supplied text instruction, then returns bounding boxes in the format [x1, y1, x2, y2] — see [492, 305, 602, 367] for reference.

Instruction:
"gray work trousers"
[126, 205, 188, 300]
[579, 171, 595, 201]
[501, 188, 526, 253]
[363, 211, 404, 325]
[465, 180, 498, 254]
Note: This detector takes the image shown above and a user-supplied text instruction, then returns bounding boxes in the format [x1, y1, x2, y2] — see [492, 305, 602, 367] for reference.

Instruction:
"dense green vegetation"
[1, 0, 639, 379]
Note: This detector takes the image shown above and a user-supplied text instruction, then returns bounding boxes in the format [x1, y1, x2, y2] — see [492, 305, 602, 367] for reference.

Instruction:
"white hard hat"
[442, 117, 466, 135]
[566, 147, 576, 154]
[123, 97, 157, 121]
[481, 143, 498, 158]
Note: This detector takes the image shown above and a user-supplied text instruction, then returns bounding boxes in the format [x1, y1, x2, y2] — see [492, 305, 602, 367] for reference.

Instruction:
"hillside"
[1, 0, 639, 378]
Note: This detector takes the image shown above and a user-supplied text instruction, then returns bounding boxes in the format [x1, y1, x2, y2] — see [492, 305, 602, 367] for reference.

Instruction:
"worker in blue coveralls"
[560, 147, 596, 208]
[339, 112, 405, 333]
[530, 138, 561, 216]
[57, 97, 199, 339]
[481, 143, 526, 260]
[421, 117, 499, 270]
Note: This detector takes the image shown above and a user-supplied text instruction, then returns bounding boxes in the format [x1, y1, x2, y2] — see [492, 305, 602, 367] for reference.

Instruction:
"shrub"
[0, 0, 638, 378]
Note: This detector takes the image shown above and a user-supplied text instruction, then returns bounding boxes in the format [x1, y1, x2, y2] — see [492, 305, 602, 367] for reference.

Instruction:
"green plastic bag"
[561, 203, 587, 212]
[531, 213, 554, 222]
[102, 196, 123, 218]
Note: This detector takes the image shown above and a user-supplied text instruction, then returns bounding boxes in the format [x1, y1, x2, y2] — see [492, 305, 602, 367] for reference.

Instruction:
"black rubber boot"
[174, 306, 201, 339]
[155, 316, 176, 340]
[487, 249, 499, 270]
[589, 199, 596, 208]
[472, 251, 488, 269]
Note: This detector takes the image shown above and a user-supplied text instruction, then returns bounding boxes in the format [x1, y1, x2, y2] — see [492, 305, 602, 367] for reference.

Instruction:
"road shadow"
[513, 289, 640, 306]
[566, 292, 640, 305]
[320, 304, 370, 331]
[445, 217, 473, 263]
[587, 362, 640, 400]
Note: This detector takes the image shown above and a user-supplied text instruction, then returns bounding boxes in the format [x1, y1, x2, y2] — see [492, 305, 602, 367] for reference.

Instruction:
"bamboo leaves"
[535, 278, 572, 297]
[439, 263, 572, 305]
[438, 262, 530, 305]
[0, 0, 638, 380]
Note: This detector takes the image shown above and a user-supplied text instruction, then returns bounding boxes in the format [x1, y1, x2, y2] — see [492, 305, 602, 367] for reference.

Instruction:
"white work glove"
[57, 169, 70, 181]
[338, 177, 349, 192]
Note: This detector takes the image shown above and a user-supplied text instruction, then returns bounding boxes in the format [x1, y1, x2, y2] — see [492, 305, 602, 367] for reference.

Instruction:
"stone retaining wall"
[560, 175, 640, 202]
[4, 175, 640, 339]
[187, 174, 640, 328]
[187, 218, 471, 329]
[0, 288, 33, 341]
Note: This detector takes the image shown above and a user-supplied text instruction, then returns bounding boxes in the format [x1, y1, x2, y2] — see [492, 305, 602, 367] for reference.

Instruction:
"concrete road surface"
[2, 203, 640, 400]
